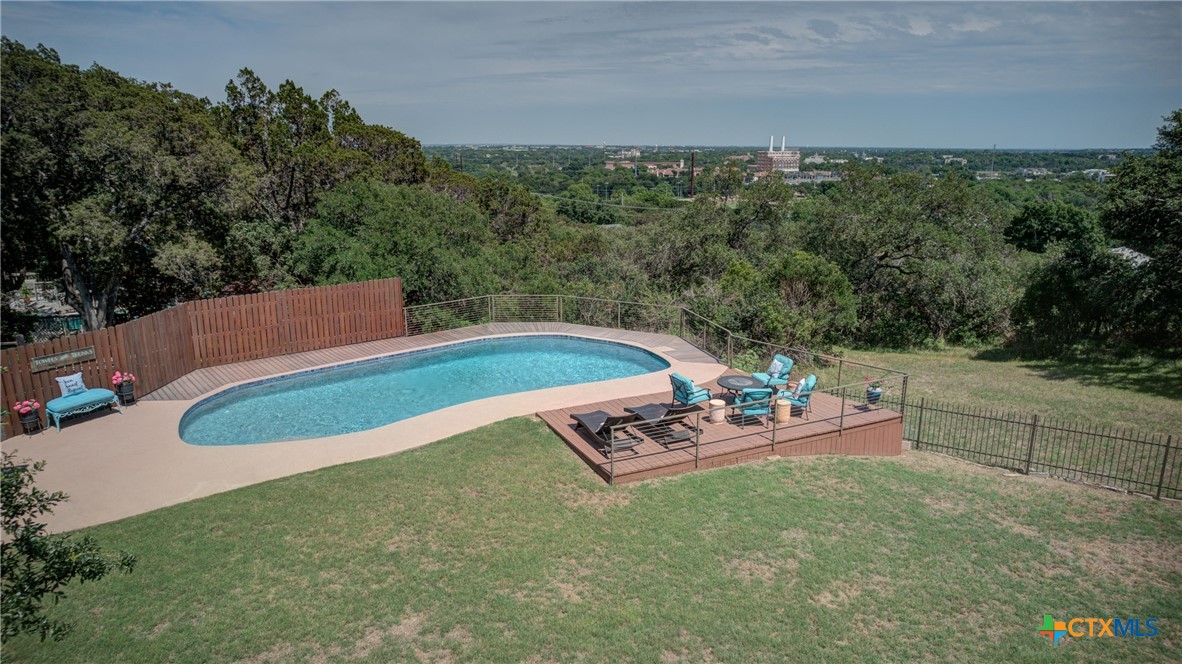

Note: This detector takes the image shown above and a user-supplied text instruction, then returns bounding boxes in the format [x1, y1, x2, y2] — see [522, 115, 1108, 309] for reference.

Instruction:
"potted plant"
[865, 377, 884, 406]
[112, 371, 137, 405]
[13, 399, 42, 434]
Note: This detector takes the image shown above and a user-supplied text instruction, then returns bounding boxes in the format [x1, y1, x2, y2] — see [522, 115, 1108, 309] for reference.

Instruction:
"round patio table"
[716, 375, 765, 400]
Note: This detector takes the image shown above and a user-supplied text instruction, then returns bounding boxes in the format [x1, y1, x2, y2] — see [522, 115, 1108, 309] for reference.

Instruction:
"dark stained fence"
[2, 278, 403, 433]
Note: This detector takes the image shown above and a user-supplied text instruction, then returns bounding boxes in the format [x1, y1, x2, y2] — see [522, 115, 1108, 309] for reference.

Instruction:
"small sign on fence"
[30, 346, 96, 373]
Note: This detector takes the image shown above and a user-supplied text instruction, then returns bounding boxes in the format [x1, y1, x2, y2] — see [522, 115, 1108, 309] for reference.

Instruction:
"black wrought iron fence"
[893, 395, 1179, 500]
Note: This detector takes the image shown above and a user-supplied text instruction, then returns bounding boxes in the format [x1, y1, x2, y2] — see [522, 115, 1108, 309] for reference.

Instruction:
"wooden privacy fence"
[188, 279, 404, 366]
[1, 278, 403, 432]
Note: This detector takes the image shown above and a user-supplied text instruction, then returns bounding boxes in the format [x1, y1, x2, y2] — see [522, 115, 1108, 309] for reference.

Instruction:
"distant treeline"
[3, 38, 1178, 356]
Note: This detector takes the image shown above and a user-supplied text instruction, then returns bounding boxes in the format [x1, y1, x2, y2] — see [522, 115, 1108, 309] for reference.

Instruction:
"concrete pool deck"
[3, 324, 725, 532]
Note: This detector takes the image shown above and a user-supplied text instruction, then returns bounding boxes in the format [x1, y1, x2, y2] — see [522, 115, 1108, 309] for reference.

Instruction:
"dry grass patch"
[723, 551, 799, 585]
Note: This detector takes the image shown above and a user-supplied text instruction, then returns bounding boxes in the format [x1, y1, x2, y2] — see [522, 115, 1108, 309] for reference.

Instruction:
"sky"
[2, 1, 1179, 148]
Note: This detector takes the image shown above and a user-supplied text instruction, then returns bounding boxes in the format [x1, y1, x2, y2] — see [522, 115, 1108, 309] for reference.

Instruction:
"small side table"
[707, 399, 727, 424]
[775, 399, 792, 425]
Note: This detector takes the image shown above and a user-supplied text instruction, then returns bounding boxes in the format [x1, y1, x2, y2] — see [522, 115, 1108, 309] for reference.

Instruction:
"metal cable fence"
[490, 294, 560, 322]
[404, 293, 1176, 499]
[404, 296, 490, 336]
[554, 296, 679, 334]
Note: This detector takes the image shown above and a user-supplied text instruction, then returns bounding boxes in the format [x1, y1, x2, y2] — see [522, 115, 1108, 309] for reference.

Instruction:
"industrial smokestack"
[781, 136, 786, 151]
[769, 135, 774, 152]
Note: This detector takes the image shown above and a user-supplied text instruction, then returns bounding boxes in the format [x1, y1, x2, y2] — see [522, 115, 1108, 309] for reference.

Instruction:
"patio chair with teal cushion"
[670, 373, 711, 408]
[736, 387, 774, 428]
[751, 354, 794, 389]
[778, 374, 817, 420]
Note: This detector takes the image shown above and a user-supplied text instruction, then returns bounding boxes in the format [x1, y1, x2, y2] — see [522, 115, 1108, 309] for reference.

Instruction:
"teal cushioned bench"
[46, 388, 122, 431]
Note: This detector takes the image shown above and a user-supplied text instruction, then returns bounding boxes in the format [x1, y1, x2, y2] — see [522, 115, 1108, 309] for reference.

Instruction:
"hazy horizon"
[3, 2, 1178, 149]
[423, 143, 1156, 151]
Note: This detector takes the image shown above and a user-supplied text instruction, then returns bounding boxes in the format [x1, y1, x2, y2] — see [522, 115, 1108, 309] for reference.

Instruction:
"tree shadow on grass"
[972, 347, 1182, 402]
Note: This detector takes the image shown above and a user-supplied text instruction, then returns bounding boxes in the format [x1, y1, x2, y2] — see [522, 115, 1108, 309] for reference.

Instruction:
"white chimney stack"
[770, 136, 775, 152]
[781, 136, 786, 151]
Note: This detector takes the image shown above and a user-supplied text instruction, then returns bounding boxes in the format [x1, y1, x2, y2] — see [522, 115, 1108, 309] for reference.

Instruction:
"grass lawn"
[7, 417, 1180, 662]
[840, 347, 1182, 436]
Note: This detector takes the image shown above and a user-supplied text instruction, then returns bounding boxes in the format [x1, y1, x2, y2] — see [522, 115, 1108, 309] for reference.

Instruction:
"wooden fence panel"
[2, 278, 403, 434]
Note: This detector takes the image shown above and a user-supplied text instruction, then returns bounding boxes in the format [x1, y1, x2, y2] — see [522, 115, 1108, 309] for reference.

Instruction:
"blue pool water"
[179, 335, 669, 446]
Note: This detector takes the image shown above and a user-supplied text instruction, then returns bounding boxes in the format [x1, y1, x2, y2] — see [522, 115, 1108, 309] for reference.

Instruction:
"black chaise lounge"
[624, 403, 702, 447]
[570, 410, 642, 456]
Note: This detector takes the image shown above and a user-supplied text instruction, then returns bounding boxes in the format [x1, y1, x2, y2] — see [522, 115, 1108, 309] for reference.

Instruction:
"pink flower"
[111, 370, 137, 386]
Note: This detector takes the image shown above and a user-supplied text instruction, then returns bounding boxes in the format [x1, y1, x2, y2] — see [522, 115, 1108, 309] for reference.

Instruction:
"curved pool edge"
[178, 333, 674, 446]
[189, 331, 680, 403]
[22, 328, 727, 533]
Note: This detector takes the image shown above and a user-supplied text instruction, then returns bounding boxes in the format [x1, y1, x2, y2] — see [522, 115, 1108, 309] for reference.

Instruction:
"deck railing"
[407, 292, 1178, 499]
[604, 381, 904, 484]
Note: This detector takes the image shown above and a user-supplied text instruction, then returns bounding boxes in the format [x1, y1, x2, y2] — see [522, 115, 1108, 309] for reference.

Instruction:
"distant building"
[803, 154, 826, 165]
[756, 135, 800, 174]
[783, 170, 842, 185]
[944, 156, 968, 166]
[975, 171, 1003, 180]
[1081, 168, 1113, 182]
[1016, 167, 1052, 177]
[605, 160, 695, 177]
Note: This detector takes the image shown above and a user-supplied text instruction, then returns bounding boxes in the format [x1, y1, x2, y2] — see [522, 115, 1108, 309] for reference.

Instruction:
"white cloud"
[948, 15, 1001, 33]
[0, 1, 1177, 145]
[907, 17, 934, 37]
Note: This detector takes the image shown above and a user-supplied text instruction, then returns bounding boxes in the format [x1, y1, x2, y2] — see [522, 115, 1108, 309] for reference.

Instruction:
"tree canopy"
[2, 38, 1177, 357]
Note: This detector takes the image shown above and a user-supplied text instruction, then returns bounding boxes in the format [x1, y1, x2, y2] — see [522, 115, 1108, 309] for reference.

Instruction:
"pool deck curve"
[4, 324, 726, 532]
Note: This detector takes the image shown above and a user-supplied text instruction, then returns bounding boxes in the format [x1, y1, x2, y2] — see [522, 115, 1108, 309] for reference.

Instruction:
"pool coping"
[5, 324, 727, 532]
[178, 333, 673, 445]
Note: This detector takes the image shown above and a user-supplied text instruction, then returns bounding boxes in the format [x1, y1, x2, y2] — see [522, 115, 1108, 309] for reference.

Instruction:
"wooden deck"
[539, 370, 904, 483]
[142, 323, 718, 401]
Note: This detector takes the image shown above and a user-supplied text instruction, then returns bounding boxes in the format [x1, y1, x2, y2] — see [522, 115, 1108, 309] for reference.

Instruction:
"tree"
[0, 40, 79, 293]
[1098, 109, 1182, 348]
[293, 181, 507, 305]
[555, 183, 622, 225]
[798, 168, 1015, 346]
[701, 161, 745, 203]
[218, 69, 426, 236]
[1012, 244, 1138, 352]
[2, 453, 135, 642]
[725, 176, 794, 253]
[1004, 201, 1103, 253]
[1, 40, 241, 329]
[718, 252, 857, 350]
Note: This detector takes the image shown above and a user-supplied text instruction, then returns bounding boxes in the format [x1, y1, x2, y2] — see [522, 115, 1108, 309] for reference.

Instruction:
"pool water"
[179, 335, 669, 445]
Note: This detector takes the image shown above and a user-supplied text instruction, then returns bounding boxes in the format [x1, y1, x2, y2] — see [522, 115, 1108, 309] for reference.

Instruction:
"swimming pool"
[179, 335, 670, 445]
